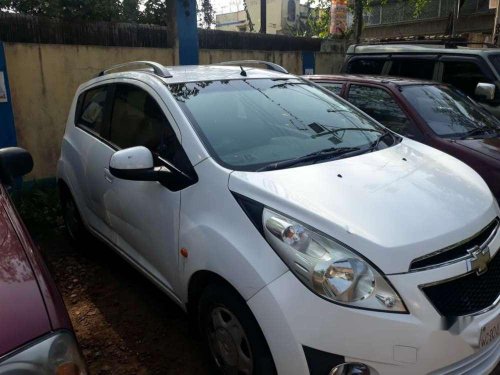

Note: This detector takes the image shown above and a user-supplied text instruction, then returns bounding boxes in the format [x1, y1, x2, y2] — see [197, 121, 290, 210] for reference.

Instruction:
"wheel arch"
[187, 270, 243, 317]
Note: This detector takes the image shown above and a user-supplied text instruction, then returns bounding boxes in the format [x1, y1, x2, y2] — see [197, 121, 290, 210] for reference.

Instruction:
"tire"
[198, 284, 277, 375]
[59, 186, 91, 245]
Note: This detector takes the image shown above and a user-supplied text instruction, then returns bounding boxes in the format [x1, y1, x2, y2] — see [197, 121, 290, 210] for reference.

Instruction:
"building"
[215, 0, 310, 34]
[362, 0, 495, 42]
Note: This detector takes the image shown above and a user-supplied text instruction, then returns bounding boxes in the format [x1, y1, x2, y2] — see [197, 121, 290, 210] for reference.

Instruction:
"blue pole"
[302, 51, 315, 75]
[0, 42, 17, 148]
[176, 0, 199, 65]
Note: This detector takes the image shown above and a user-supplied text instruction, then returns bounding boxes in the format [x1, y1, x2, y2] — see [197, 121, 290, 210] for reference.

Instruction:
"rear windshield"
[169, 78, 392, 171]
[401, 84, 500, 138]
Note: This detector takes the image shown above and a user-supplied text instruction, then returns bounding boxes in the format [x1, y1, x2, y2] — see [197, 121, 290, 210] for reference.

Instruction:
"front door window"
[442, 60, 493, 100]
[347, 84, 421, 139]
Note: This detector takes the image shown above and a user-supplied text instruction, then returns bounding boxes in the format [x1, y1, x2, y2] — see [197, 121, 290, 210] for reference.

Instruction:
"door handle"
[104, 168, 114, 183]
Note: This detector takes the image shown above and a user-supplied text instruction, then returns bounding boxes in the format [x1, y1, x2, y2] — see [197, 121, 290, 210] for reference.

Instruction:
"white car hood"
[228, 140, 499, 274]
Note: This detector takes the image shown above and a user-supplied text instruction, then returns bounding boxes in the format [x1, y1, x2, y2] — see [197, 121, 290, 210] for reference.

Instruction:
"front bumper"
[248, 248, 500, 375]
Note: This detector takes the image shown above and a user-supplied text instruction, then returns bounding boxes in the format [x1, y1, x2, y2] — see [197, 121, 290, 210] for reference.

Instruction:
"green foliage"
[307, 0, 331, 38]
[122, 0, 140, 23]
[286, 0, 432, 40]
[284, 0, 332, 38]
[0, 0, 123, 21]
[141, 0, 170, 25]
[0, 0, 218, 28]
[411, 0, 434, 17]
[0, 0, 173, 24]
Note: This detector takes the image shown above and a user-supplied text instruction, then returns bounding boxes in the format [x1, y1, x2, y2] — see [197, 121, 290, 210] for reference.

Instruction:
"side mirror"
[474, 83, 495, 101]
[0, 147, 34, 184]
[109, 146, 160, 181]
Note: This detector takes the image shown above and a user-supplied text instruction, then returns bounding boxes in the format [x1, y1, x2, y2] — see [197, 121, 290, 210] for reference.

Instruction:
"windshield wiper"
[256, 146, 361, 172]
[459, 127, 490, 139]
[369, 130, 394, 152]
[312, 126, 385, 138]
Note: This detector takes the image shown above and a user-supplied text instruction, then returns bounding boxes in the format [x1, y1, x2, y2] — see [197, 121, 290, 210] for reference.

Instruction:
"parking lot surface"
[39, 232, 211, 375]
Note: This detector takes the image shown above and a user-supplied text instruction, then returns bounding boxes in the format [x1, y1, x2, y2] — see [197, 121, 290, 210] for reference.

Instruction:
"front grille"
[410, 218, 499, 271]
[421, 252, 500, 316]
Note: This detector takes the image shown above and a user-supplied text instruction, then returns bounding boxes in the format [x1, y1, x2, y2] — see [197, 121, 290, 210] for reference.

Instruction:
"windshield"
[401, 84, 500, 138]
[169, 78, 394, 171]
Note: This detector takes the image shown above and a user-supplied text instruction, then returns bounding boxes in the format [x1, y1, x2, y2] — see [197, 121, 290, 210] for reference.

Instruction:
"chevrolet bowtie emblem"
[467, 246, 491, 276]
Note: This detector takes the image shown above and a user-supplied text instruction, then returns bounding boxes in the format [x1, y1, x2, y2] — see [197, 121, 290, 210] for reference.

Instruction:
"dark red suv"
[306, 75, 500, 201]
[0, 147, 86, 374]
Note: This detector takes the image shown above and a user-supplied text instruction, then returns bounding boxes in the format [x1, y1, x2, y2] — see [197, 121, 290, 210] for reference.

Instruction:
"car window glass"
[318, 82, 343, 95]
[108, 84, 182, 164]
[169, 79, 395, 171]
[347, 85, 418, 138]
[389, 59, 435, 80]
[77, 86, 108, 133]
[442, 60, 492, 98]
[488, 54, 500, 75]
[401, 84, 500, 138]
[347, 59, 385, 74]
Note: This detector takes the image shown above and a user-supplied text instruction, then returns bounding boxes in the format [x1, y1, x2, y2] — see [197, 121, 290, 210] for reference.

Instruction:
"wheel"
[198, 284, 276, 375]
[59, 186, 90, 244]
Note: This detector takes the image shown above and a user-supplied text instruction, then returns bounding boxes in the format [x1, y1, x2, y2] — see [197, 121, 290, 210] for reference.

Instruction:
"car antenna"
[240, 66, 247, 77]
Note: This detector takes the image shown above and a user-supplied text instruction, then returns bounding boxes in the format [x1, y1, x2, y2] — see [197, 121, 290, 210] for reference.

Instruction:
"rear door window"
[76, 86, 108, 134]
[346, 58, 386, 74]
[442, 60, 493, 99]
[347, 84, 421, 138]
[389, 59, 435, 80]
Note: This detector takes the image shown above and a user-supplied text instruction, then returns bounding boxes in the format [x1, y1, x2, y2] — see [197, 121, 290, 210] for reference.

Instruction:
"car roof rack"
[97, 61, 173, 78]
[215, 60, 289, 74]
[356, 36, 497, 49]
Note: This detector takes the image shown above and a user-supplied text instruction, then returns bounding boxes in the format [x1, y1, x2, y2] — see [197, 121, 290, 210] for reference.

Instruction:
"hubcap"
[206, 306, 253, 375]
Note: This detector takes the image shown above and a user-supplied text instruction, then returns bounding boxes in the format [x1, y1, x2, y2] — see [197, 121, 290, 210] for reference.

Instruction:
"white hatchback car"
[57, 61, 500, 375]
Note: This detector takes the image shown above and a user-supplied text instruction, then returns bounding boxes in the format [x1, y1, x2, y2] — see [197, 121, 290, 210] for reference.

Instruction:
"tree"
[0, 0, 60, 17]
[0, 0, 123, 21]
[198, 0, 215, 28]
[122, 0, 140, 23]
[284, 0, 331, 38]
[352, 0, 363, 43]
[243, 0, 255, 32]
[141, 0, 171, 25]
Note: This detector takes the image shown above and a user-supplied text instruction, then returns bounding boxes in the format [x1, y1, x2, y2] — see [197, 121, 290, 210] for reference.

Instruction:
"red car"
[0, 147, 86, 374]
[306, 74, 500, 201]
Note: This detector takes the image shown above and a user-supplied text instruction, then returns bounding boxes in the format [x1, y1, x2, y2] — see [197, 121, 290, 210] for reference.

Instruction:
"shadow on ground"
[39, 233, 210, 375]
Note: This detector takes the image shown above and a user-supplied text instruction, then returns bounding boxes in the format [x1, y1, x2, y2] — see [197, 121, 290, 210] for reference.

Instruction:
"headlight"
[263, 208, 406, 312]
[0, 331, 87, 374]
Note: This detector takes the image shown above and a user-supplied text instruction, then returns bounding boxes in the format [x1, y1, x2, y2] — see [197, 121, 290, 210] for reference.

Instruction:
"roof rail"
[215, 60, 289, 74]
[97, 61, 173, 78]
[357, 37, 497, 49]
